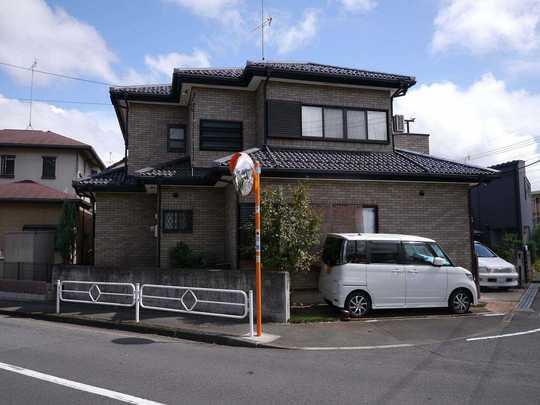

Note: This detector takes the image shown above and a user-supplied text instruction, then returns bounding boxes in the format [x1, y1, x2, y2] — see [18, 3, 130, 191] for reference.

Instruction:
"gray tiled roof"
[111, 61, 416, 98]
[246, 61, 415, 82]
[110, 84, 172, 96]
[173, 67, 244, 79]
[135, 158, 193, 178]
[75, 166, 140, 190]
[220, 146, 496, 180]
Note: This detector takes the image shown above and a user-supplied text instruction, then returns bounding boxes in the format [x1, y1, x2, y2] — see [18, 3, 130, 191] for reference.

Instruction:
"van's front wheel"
[449, 289, 472, 314]
[345, 291, 371, 318]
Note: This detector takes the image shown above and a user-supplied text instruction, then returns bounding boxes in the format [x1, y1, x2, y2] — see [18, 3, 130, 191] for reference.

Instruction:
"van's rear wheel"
[449, 289, 472, 314]
[345, 291, 371, 318]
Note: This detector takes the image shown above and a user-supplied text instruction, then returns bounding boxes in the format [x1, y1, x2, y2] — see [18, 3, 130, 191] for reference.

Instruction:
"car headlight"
[479, 266, 490, 273]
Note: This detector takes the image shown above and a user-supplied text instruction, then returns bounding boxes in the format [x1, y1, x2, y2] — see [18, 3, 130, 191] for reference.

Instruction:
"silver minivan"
[319, 233, 478, 317]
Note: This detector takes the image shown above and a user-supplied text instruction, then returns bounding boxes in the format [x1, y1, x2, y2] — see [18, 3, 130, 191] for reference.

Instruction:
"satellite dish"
[228, 152, 255, 197]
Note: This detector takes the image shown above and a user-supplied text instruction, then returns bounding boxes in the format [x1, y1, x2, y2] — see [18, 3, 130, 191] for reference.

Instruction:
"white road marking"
[480, 313, 506, 317]
[298, 343, 414, 351]
[0, 361, 165, 405]
[466, 328, 540, 342]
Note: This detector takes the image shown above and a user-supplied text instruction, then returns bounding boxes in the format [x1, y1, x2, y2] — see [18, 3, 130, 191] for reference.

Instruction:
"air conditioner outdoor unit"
[393, 115, 405, 133]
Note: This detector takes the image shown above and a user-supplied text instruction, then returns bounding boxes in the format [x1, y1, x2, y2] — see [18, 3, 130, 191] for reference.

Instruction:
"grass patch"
[290, 305, 342, 323]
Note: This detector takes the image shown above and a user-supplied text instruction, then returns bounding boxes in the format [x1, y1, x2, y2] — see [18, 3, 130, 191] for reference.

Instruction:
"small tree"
[55, 201, 77, 263]
[242, 184, 321, 273]
[492, 232, 521, 263]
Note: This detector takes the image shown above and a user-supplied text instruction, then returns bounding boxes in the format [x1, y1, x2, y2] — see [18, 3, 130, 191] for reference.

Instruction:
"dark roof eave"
[73, 183, 145, 193]
[258, 168, 494, 183]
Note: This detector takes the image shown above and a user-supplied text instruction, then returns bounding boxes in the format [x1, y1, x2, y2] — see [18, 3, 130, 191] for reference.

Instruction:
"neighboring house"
[74, 61, 497, 271]
[0, 129, 104, 262]
[471, 160, 533, 247]
[532, 190, 540, 228]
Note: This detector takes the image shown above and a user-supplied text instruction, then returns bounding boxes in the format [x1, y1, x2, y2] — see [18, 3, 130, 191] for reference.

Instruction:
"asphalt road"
[0, 297, 539, 405]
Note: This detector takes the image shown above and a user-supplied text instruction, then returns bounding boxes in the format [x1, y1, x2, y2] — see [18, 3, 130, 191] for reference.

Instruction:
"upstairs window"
[168, 125, 186, 153]
[162, 210, 193, 233]
[42, 156, 56, 179]
[300, 105, 388, 142]
[0, 155, 15, 178]
[200, 120, 242, 151]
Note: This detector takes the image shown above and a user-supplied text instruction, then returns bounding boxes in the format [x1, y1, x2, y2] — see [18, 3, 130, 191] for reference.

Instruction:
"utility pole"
[27, 58, 37, 129]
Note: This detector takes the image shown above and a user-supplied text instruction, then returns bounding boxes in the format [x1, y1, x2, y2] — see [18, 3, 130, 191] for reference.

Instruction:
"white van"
[475, 241, 518, 288]
[319, 233, 478, 317]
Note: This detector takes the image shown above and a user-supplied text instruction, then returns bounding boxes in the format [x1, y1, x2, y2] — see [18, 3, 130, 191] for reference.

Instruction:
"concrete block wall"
[54, 265, 290, 322]
[253, 179, 473, 271]
[265, 81, 393, 152]
[160, 186, 227, 268]
[94, 192, 157, 268]
[127, 103, 189, 174]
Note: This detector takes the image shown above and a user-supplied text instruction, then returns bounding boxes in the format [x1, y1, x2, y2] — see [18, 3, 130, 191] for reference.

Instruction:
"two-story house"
[74, 61, 497, 271]
[0, 129, 104, 260]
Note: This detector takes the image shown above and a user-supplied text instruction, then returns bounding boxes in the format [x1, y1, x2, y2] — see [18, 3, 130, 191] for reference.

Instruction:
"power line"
[0, 61, 116, 86]
[466, 136, 540, 161]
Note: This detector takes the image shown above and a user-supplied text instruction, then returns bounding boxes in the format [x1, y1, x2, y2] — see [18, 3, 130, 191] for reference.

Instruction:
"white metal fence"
[56, 280, 254, 336]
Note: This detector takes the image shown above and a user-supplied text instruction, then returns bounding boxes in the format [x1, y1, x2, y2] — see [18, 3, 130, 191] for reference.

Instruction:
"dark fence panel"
[0, 262, 53, 282]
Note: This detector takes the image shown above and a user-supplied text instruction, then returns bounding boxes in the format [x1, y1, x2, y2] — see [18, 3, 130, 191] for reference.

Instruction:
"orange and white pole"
[254, 161, 263, 336]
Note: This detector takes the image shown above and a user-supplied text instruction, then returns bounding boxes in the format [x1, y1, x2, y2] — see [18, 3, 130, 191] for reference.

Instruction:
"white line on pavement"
[466, 328, 540, 342]
[0, 361, 165, 405]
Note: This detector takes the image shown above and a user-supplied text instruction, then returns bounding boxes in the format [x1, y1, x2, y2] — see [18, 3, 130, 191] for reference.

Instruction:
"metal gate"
[56, 280, 254, 336]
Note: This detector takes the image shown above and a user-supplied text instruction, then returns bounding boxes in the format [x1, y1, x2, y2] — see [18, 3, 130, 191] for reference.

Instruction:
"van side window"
[322, 237, 345, 266]
[403, 242, 436, 265]
[368, 241, 401, 264]
[345, 241, 368, 264]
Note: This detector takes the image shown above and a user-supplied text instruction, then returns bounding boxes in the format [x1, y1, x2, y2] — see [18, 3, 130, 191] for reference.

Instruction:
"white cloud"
[0, 0, 118, 85]
[395, 74, 540, 187]
[432, 0, 540, 54]
[339, 0, 377, 13]
[0, 95, 124, 166]
[144, 50, 211, 77]
[275, 9, 320, 54]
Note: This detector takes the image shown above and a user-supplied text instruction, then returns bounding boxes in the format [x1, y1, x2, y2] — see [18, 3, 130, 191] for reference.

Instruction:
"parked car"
[319, 233, 478, 317]
[475, 241, 518, 289]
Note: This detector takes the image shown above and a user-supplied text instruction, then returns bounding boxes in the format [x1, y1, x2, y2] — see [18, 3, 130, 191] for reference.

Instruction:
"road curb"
[0, 309, 286, 349]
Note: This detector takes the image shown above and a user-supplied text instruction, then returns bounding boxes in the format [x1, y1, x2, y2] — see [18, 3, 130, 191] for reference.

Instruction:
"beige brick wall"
[160, 186, 226, 268]
[190, 87, 257, 167]
[94, 192, 157, 268]
[394, 133, 430, 154]
[233, 179, 473, 270]
[266, 81, 393, 152]
[0, 202, 62, 252]
[128, 103, 189, 174]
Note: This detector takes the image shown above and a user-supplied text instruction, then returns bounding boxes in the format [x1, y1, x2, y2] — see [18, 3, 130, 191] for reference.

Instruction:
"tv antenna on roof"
[27, 58, 37, 129]
[253, 0, 272, 60]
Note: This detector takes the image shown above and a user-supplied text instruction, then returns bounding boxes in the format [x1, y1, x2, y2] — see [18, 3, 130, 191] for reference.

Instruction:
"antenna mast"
[27, 58, 37, 129]
[257, 0, 272, 60]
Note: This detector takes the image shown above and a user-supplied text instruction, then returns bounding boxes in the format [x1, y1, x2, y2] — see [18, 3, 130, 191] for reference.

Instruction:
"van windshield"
[322, 237, 345, 266]
[475, 243, 497, 258]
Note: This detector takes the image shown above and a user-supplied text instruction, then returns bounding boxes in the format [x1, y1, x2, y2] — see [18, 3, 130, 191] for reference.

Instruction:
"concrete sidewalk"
[0, 289, 524, 350]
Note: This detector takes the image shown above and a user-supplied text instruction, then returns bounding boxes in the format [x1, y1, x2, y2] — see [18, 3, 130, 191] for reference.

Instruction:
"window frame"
[0, 155, 15, 178]
[41, 156, 57, 180]
[199, 119, 243, 152]
[167, 124, 186, 153]
[162, 209, 193, 234]
[298, 104, 389, 144]
[362, 205, 379, 233]
[402, 241, 439, 266]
